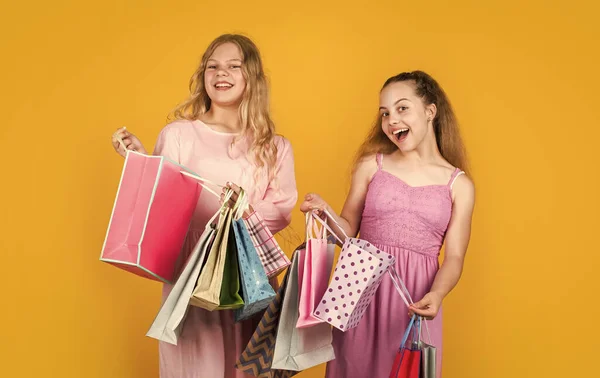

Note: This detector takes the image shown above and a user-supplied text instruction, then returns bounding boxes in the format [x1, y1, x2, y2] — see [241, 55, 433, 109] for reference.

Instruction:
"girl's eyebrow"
[379, 98, 411, 110]
[207, 58, 242, 63]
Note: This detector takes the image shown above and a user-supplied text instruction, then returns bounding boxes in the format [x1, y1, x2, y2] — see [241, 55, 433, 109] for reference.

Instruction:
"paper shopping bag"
[145, 225, 216, 345]
[420, 342, 437, 378]
[244, 211, 291, 278]
[272, 250, 335, 371]
[217, 226, 244, 310]
[100, 150, 203, 284]
[296, 213, 335, 329]
[390, 348, 421, 378]
[190, 202, 232, 311]
[235, 265, 298, 378]
[233, 218, 276, 322]
[314, 237, 396, 331]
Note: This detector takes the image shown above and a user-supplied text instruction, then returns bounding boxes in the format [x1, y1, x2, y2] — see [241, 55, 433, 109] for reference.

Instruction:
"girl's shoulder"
[162, 118, 196, 132]
[353, 153, 380, 182]
[272, 133, 290, 146]
[356, 153, 379, 170]
[271, 134, 294, 156]
[156, 119, 196, 139]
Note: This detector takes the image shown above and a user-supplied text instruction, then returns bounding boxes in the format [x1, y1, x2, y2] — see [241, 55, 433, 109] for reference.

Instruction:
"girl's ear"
[426, 103, 437, 122]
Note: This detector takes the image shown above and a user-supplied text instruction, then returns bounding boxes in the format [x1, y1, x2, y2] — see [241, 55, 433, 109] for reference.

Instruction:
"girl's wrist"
[429, 290, 446, 301]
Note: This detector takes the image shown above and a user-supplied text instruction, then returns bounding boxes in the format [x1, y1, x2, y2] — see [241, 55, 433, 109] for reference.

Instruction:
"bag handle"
[399, 314, 417, 349]
[113, 133, 222, 199]
[306, 207, 351, 244]
[180, 171, 221, 199]
[322, 208, 350, 240]
[388, 267, 413, 306]
[388, 267, 433, 344]
[205, 187, 234, 229]
[413, 316, 421, 346]
[232, 188, 249, 220]
[310, 211, 345, 244]
[305, 211, 322, 241]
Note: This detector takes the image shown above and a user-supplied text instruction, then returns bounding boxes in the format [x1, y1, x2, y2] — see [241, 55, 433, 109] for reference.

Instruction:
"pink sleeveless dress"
[325, 153, 464, 378]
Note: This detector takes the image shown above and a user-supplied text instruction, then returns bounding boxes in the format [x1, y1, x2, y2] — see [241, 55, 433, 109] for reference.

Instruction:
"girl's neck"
[393, 132, 443, 167]
[201, 104, 241, 133]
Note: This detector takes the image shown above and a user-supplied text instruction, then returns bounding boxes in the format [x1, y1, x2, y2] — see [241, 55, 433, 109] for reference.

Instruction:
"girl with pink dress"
[301, 71, 476, 378]
[111, 34, 298, 378]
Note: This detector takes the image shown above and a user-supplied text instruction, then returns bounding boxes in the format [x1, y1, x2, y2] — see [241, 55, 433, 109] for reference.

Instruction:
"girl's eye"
[207, 65, 216, 69]
[398, 106, 408, 112]
[230, 65, 241, 69]
[381, 112, 389, 117]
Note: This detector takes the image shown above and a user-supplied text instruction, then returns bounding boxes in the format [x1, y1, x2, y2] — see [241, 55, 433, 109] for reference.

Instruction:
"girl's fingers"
[227, 182, 241, 192]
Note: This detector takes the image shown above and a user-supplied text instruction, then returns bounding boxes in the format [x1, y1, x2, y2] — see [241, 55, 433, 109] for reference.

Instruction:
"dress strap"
[448, 168, 465, 190]
[376, 153, 383, 170]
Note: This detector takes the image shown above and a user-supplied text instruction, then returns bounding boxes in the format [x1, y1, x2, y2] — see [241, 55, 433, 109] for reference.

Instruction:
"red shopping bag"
[389, 315, 422, 378]
[389, 349, 421, 378]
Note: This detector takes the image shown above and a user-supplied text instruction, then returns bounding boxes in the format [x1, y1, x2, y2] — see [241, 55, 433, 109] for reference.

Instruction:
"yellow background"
[1, 0, 599, 377]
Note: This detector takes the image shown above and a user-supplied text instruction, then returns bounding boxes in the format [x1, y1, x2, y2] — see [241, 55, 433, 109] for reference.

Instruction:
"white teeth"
[215, 83, 232, 88]
[393, 128, 409, 134]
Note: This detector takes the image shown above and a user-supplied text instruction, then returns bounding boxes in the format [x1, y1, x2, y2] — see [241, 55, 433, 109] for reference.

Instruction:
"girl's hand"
[112, 127, 147, 157]
[221, 182, 253, 217]
[408, 292, 444, 320]
[300, 192, 329, 216]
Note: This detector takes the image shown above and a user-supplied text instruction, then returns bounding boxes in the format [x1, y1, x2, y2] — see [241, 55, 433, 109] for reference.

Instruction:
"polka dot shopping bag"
[312, 210, 399, 332]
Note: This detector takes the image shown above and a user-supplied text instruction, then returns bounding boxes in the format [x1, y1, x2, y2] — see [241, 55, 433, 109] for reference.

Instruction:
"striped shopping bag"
[235, 266, 297, 378]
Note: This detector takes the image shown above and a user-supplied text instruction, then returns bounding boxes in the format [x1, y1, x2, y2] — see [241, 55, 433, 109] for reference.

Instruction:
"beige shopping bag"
[190, 201, 233, 311]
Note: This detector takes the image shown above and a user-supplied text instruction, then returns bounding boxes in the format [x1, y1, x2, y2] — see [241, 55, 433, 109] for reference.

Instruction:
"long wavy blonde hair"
[168, 34, 278, 182]
[355, 70, 469, 175]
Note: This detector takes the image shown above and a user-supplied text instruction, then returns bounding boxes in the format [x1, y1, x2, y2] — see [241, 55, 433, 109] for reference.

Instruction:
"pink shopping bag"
[100, 150, 215, 284]
[296, 212, 335, 329]
[312, 210, 397, 332]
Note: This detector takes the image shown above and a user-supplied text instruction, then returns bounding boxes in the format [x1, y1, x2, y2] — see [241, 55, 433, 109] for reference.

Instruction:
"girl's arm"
[300, 155, 378, 244]
[409, 174, 476, 319]
[245, 137, 298, 235]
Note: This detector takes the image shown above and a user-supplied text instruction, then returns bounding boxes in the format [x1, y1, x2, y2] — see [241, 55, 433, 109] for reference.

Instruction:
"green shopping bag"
[218, 226, 244, 310]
